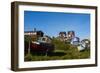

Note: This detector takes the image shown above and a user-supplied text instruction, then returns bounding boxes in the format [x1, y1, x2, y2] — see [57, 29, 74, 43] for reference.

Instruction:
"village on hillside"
[24, 28, 90, 61]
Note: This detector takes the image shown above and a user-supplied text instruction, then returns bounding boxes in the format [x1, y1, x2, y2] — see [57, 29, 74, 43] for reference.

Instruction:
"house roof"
[59, 32, 66, 34]
[24, 30, 44, 34]
[24, 31, 35, 33]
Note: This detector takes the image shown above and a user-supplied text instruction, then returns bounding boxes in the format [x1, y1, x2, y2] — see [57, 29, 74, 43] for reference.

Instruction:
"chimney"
[34, 28, 36, 32]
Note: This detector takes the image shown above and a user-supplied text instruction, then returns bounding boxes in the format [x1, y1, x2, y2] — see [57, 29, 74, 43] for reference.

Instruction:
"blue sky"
[24, 11, 90, 40]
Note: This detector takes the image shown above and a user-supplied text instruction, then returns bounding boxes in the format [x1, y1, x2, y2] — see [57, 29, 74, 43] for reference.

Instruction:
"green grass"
[24, 49, 90, 61]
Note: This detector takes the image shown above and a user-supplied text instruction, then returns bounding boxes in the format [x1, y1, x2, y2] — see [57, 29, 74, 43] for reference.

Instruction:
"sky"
[24, 11, 90, 40]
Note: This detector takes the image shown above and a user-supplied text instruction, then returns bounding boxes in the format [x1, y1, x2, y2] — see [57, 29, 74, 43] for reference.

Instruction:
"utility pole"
[25, 27, 31, 55]
[28, 33, 31, 54]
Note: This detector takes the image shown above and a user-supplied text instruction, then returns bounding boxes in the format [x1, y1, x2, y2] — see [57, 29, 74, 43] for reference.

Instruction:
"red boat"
[25, 41, 55, 54]
[31, 41, 54, 52]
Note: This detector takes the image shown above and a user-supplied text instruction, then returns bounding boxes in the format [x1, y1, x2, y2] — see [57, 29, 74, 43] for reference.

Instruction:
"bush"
[51, 38, 71, 51]
[25, 54, 33, 61]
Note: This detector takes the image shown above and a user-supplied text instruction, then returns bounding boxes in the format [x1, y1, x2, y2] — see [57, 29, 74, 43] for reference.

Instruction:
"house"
[24, 30, 44, 37]
[59, 32, 66, 37]
[24, 28, 44, 41]
[67, 31, 75, 39]
[59, 32, 66, 41]
[58, 31, 76, 43]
